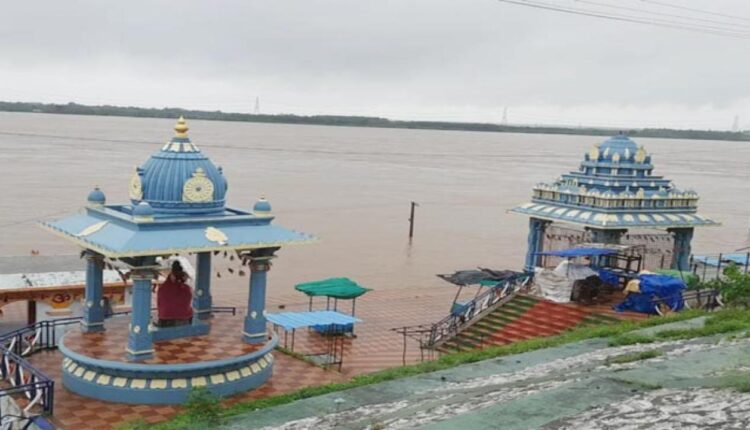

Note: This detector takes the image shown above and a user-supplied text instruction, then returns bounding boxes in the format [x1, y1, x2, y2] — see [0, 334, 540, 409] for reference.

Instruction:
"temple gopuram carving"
[511, 133, 718, 272]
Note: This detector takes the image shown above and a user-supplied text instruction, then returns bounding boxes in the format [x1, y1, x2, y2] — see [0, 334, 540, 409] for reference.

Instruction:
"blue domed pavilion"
[511, 134, 718, 272]
[40, 118, 313, 404]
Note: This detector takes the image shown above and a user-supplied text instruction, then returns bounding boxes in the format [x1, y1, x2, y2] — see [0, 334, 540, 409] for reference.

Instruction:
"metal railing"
[0, 345, 54, 418]
[0, 306, 237, 420]
[393, 274, 531, 352]
[646, 288, 722, 317]
[691, 252, 750, 283]
[0, 320, 66, 418]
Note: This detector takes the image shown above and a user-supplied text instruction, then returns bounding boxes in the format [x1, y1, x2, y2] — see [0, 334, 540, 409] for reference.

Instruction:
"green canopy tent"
[295, 277, 371, 317]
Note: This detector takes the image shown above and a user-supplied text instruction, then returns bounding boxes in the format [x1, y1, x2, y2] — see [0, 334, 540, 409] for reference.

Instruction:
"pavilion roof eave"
[507, 203, 720, 230]
[38, 211, 316, 258]
[39, 222, 316, 258]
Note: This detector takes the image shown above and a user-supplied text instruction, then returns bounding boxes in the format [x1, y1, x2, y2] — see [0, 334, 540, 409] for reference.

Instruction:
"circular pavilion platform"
[40, 117, 312, 406]
[58, 315, 277, 405]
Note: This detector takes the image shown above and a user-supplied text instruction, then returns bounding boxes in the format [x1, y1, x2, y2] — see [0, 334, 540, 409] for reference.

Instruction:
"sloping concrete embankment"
[222, 317, 750, 430]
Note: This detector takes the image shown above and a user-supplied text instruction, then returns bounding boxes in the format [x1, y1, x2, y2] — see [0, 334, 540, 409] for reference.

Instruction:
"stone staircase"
[436, 294, 645, 354]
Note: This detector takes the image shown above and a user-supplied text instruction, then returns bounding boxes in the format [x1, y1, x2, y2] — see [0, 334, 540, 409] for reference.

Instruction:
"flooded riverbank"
[1, 112, 748, 297]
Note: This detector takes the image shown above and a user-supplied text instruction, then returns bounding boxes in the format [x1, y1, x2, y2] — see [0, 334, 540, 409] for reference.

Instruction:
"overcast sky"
[1, 0, 750, 129]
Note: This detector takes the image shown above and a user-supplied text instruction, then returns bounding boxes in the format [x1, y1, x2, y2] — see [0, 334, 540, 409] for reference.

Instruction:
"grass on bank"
[131, 308, 750, 430]
[608, 309, 750, 347]
[605, 349, 664, 366]
[720, 373, 750, 393]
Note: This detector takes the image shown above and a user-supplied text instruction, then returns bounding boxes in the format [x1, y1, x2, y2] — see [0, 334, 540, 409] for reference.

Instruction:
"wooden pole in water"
[402, 329, 407, 365]
[409, 201, 418, 238]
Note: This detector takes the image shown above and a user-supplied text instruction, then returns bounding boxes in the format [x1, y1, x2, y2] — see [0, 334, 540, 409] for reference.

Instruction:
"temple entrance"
[542, 225, 674, 271]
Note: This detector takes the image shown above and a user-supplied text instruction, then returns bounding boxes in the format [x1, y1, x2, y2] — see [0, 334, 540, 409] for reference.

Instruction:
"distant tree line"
[1, 100, 748, 142]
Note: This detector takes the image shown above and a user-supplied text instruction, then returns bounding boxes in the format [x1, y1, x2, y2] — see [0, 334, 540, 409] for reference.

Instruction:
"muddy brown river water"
[1, 112, 748, 296]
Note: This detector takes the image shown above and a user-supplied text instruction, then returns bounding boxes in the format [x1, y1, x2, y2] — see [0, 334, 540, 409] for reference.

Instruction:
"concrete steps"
[436, 293, 638, 355]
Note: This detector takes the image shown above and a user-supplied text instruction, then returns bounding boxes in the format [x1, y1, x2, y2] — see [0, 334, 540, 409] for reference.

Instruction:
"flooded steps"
[517, 309, 587, 328]
[435, 295, 539, 353]
[435, 293, 647, 354]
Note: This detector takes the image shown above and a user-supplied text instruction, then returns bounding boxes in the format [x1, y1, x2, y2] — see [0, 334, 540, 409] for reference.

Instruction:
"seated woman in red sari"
[157, 260, 193, 327]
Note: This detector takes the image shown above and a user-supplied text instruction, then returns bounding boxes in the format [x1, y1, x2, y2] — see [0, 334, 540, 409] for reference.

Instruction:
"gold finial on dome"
[174, 116, 189, 138]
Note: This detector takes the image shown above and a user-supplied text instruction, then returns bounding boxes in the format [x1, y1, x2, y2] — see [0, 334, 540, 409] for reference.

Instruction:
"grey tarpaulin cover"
[437, 269, 520, 286]
[534, 262, 597, 303]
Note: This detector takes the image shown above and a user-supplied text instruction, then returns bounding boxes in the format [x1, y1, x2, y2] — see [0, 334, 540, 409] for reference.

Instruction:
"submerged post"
[408, 201, 418, 238]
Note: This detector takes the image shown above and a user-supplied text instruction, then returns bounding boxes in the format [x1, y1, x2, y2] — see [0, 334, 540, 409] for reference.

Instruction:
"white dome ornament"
[635, 146, 647, 163]
[588, 145, 600, 160]
[183, 168, 215, 203]
[129, 168, 143, 201]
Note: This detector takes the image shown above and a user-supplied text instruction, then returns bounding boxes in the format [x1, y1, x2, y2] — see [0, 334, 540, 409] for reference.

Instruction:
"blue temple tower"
[40, 118, 313, 404]
[510, 134, 718, 272]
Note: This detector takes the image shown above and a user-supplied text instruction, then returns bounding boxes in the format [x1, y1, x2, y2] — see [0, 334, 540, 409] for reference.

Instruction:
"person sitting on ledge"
[157, 260, 194, 327]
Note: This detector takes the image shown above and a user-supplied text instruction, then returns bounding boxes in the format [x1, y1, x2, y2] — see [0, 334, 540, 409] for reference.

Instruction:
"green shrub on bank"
[717, 265, 750, 308]
[184, 387, 222, 426]
[720, 373, 750, 393]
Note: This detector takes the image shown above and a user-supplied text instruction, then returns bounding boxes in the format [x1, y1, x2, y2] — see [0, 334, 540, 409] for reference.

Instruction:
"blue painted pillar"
[524, 218, 550, 272]
[243, 251, 275, 344]
[81, 252, 105, 333]
[193, 252, 212, 320]
[127, 269, 155, 361]
[669, 227, 694, 271]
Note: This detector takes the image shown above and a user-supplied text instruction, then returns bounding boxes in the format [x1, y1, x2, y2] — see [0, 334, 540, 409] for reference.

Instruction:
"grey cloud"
[1, 0, 749, 126]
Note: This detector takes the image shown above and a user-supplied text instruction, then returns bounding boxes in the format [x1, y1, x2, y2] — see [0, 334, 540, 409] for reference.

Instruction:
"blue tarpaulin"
[266, 311, 361, 331]
[614, 274, 686, 314]
[598, 269, 621, 286]
[613, 292, 657, 314]
[536, 248, 619, 258]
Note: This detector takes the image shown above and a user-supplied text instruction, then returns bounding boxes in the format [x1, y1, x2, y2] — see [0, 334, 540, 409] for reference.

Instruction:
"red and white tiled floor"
[62, 316, 265, 364]
[2, 285, 463, 429]
[2, 284, 648, 429]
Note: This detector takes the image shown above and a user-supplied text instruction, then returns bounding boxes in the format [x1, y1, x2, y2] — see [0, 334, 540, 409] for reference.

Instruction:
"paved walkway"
[3, 281, 651, 428]
[9, 285, 462, 429]
[222, 318, 750, 429]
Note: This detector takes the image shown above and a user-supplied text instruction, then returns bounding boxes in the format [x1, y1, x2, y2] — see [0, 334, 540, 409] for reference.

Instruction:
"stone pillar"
[193, 252, 212, 320]
[127, 269, 155, 361]
[588, 228, 626, 267]
[589, 228, 626, 244]
[524, 218, 550, 272]
[669, 227, 694, 271]
[242, 249, 276, 344]
[81, 252, 105, 333]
